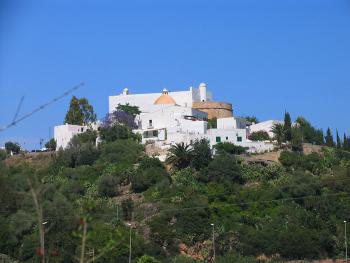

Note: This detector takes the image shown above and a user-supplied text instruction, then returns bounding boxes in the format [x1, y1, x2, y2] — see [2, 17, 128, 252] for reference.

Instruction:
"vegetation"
[64, 96, 97, 125]
[248, 130, 270, 141]
[45, 138, 57, 151]
[2, 103, 350, 262]
[244, 116, 259, 124]
[5, 141, 21, 154]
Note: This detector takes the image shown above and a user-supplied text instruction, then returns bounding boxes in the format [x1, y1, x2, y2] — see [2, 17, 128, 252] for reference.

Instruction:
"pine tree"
[284, 112, 292, 142]
[336, 130, 342, 148]
[325, 128, 334, 147]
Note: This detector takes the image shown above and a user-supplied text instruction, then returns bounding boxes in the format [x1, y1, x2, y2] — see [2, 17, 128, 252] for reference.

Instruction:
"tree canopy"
[64, 96, 97, 125]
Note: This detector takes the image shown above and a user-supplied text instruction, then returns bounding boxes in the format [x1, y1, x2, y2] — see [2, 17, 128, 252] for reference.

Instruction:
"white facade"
[54, 83, 276, 154]
[249, 120, 283, 138]
[109, 83, 213, 114]
[54, 122, 101, 150]
[54, 124, 88, 150]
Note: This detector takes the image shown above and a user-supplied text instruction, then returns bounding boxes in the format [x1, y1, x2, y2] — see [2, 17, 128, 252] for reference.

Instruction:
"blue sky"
[1, 0, 350, 149]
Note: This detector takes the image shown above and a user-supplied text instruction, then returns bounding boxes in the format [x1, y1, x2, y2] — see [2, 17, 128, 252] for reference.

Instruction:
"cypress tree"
[336, 130, 342, 148]
[344, 133, 350, 151]
[284, 112, 292, 142]
[325, 128, 334, 147]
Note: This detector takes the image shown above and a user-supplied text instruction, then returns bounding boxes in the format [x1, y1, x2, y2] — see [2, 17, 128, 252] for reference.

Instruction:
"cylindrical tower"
[199, 83, 207, 102]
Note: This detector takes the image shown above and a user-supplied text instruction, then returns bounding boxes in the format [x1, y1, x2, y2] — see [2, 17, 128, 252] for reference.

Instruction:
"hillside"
[1, 131, 350, 263]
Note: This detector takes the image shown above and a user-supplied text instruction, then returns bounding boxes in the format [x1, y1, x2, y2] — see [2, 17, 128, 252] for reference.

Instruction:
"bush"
[207, 153, 243, 183]
[137, 255, 160, 263]
[214, 142, 246, 155]
[122, 198, 133, 220]
[99, 139, 143, 165]
[0, 149, 7, 161]
[45, 138, 57, 151]
[53, 143, 100, 168]
[5, 142, 20, 154]
[100, 123, 136, 143]
[190, 139, 212, 170]
[132, 166, 167, 193]
[98, 175, 119, 197]
[248, 130, 270, 141]
[75, 143, 101, 166]
[71, 129, 97, 145]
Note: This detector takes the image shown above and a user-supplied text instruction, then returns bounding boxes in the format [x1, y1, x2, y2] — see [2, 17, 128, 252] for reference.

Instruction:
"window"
[148, 120, 153, 127]
[216, 136, 221, 143]
[226, 136, 228, 140]
[237, 136, 242, 142]
[152, 130, 158, 137]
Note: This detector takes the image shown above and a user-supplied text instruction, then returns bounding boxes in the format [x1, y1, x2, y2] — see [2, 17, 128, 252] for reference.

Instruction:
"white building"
[109, 83, 212, 114]
[249, 120, 283, 138]
[54, 122, 100, 150]
[54, 83, 275, 154]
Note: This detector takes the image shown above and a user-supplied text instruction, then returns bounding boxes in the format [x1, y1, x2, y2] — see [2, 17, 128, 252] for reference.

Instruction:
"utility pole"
[345, 220, 348, 263]
[128, 223, 132, 263]
[211, 223, 215, 261]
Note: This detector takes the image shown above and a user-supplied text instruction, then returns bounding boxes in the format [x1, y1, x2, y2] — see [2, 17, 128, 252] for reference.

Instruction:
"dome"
[199, 82, 207, 88]
[154, 89, 177, 105]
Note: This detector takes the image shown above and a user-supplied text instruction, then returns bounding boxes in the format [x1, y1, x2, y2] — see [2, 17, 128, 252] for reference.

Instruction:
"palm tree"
[271, 123, 285, 147]
[166, 142, 193, 169]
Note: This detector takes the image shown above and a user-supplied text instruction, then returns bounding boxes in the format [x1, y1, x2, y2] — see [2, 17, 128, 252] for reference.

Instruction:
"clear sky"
[1, 0, 350, 149]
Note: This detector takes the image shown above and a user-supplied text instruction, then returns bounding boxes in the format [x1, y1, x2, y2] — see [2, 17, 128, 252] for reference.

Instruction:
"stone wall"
[192, 101, 233, 120]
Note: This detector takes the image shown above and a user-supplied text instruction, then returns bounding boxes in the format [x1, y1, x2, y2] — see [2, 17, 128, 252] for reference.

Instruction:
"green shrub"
[0, 149, 7, 161]
[248, 130, 270, 141]
[137, 255, 160, 263]
[214, 142, 246, 155]
[99, 139, 143, 165]
[207, 154, 243, 183]
[98, 175, 119, 197]
[122, 198, 133, 220]
[5, 141, 20, 154]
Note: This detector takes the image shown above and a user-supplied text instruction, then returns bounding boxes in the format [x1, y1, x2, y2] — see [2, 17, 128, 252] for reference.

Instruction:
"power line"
[1, 191, 350, 219]
[0, 82, 84, 132]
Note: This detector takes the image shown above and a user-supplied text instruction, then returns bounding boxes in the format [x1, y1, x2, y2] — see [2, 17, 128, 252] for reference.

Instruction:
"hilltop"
[1, 126, 350, 263]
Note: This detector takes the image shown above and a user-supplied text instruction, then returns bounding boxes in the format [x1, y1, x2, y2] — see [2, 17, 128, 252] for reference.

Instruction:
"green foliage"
[207, 118, 217, 129]
[121, 198, 133, 221]
[98, 175, 119, 197]
[279, 151, 327, 175]
[64, 96, 97, 125]
[244, 116, 259, 124]
[2, 122, 350, 262]
[0, 149, 7, 160]
[295, 116, 324, 145]
[132, 157, 168, 193]
[166, 142, 193, 170]
[271, 123, 285, 146]
[44, 138, 57, 151]
[190, 139, 212, 170]
[99, 139, 143, 165]
[206, 153, 243, 183]
[73, 129, 98, 145]
[325, 127, 335, 147]
[248, 130, 270, 141]
[241, 163, 287, 182]
[214, 142, 246, 155]
[284, 112, 292, 142]
[100, 123, 137, 143]
[5, 141, 20, 154]
[137, 255, 160, 263]
[291, 126, 303, 152]
[117, 103, 141, 118]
